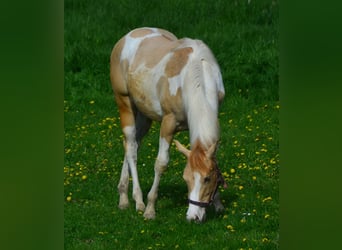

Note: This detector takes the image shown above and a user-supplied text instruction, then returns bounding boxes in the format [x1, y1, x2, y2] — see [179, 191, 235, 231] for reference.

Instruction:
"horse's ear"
[206, 141, 218, 159]
[174, 140, 190, 158]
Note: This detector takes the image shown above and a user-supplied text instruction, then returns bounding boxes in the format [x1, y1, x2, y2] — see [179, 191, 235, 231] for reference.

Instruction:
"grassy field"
[64, 0, 279, 249]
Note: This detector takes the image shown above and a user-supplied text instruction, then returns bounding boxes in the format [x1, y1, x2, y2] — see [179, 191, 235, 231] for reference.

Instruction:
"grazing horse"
[110, 27, 226, 222]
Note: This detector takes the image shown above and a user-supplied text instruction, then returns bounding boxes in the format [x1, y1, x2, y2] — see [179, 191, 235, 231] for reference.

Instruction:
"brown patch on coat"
[165, 47, 193, 78]
[130, 28, 153, 38]
[131, 36, 180, 72]
[114, 94, 135, 129]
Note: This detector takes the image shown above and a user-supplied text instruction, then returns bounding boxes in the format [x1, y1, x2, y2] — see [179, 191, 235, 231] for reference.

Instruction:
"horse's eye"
[204, 176, 210, 183]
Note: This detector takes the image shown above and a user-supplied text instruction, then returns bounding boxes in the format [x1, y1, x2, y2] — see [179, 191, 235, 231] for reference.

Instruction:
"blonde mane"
[182, 40, 223, 148]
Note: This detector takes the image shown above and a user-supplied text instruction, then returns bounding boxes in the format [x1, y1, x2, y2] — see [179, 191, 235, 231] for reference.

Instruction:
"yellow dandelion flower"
[230, 168, 236, 174]
[82, 175, 87, 180]
[66, 196, 72, 202]
[89, 100, 95, 104]
[262, 237, 270, 243]
[264, 214, 270, 219]
[262, 196, 272, 202]
[238, 185, 244, 190]
[252, 176, 257, 181]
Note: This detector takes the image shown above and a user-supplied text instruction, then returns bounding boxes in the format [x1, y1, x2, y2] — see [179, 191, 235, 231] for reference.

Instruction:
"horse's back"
[110, 27, 224, 124]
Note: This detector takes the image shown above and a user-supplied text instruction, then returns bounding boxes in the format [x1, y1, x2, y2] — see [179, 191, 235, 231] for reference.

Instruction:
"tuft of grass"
[65, 0, 279, 249]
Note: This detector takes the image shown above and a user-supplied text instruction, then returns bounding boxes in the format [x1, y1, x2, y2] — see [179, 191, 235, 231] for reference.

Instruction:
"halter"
[188, 166, 227, 208]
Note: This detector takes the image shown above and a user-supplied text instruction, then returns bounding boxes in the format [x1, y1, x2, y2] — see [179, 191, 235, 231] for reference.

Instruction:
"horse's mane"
[182, 39, 222, 148]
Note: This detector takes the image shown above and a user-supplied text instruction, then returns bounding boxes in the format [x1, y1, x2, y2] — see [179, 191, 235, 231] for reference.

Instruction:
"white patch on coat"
[156, 137, 170, 166]
[168, 74, 182, 96]
[120, 28, 160, 65]
[186, 172, 206, 221]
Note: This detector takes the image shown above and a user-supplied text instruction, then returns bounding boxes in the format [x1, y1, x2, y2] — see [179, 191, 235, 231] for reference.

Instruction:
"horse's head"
[175, 140, 223, 222]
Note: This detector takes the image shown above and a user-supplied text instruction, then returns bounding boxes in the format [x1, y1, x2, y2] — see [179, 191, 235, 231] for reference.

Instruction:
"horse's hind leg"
[118, 155, 130, 209]
[116, 95, 145, 211]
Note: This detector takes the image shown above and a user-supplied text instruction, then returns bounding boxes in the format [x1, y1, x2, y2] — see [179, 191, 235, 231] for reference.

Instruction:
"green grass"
[65, 0, 279, 249]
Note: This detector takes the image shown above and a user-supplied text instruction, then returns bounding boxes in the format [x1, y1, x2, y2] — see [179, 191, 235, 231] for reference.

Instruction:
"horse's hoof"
[118, 203, 129, 210]
[143, 211, 156, 220]
[136, 202, 146, 212]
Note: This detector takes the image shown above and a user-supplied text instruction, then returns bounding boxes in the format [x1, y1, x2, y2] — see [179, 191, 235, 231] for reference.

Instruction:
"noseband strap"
[188, 199, 211, 207]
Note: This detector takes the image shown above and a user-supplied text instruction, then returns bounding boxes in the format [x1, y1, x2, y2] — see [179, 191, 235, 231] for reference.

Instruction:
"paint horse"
[110, 27, 226, 222]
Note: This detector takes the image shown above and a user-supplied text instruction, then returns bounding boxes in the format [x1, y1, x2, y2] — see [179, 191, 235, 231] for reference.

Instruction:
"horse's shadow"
[152, 182, 187, 208]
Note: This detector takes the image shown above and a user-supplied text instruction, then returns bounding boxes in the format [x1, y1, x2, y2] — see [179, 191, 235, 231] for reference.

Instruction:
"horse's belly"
[127, 75, 163, 121]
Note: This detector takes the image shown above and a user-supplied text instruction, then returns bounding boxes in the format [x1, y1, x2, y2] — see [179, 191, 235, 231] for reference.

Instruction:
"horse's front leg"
[213, 192, 225, 212]
[144, 114, 176, 219]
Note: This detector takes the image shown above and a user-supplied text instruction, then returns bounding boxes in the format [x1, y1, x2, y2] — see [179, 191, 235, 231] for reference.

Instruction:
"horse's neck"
[185, 83, 219, 148]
